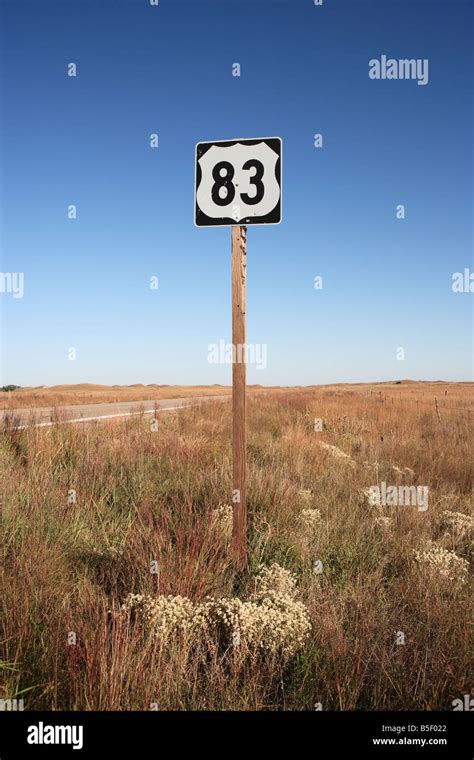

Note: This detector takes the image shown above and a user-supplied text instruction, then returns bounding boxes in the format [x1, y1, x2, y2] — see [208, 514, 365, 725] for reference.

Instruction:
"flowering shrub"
[440, 510, 473, 540]
[413, 544, 469, 586]
[298, 509, 322, 532]
[119, 593, 195, 641]
[319, 442, 356, 467]
[119, 564, 311, 661]
[194, 592, 311, 659]
[254, 562, 298, 596]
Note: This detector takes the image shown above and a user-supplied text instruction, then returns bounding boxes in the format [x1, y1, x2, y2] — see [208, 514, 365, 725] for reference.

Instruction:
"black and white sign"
[195, 137, 282, 226]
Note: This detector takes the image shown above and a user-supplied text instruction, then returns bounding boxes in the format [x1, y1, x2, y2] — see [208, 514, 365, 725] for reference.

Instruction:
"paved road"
[0, 394, 231, 428]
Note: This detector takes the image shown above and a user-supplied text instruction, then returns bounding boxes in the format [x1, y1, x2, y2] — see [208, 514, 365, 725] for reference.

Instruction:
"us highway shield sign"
[195, 137, 282, 226]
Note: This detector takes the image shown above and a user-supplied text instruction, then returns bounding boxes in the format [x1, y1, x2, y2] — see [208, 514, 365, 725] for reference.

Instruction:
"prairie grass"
[1, 385, 472, 710]
[0, 383, 236, 410]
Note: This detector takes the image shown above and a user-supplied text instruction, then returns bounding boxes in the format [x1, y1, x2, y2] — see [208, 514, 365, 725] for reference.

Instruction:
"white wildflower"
[196, 589, 311, 659]
[255, 563, 299, 597]
[119, 593, 195, 640]
[440, 510, 473, 540]
[299, 509, 322, 532]
[212, 503, 233, 540]
[119, 564, 311, 661]
[319, 442, 356, 467]
[413, 545, 469, 586]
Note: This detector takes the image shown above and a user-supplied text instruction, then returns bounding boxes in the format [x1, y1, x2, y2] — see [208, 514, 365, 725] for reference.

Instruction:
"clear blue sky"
[1, 0, 472, 387]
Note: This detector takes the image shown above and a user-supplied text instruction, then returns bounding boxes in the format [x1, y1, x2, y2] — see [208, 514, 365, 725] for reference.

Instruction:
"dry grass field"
[1, 380, 470, 412]
[1, 383, 472, 710]
[0, 384, 235, 410]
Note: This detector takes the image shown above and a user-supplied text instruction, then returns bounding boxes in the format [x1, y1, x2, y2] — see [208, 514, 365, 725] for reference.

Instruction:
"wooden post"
[232, 225, 247, 571]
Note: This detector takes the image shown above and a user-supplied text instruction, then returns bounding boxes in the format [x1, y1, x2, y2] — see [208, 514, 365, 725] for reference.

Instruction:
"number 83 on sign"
[195, 137, 282, 227]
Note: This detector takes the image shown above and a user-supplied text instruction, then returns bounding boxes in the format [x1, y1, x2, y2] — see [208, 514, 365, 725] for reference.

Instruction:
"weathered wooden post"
[231, 225, 247, 570]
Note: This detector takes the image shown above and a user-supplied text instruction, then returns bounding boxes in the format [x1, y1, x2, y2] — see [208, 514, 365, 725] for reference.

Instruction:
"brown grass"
[1, 380, 471, 412]
[1, 383, 472, 710]
[0, 384, 235, 410]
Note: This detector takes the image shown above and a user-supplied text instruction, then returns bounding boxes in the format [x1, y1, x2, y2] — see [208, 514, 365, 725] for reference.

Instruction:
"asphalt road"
[0, 394, 231, 429]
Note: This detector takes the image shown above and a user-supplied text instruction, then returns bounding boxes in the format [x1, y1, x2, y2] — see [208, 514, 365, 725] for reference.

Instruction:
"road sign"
[196, 136, 282, 571]
[195, 137, 282, 227]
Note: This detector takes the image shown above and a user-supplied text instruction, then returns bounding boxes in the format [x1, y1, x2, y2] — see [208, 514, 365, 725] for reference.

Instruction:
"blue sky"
[1, 0, 472, 387]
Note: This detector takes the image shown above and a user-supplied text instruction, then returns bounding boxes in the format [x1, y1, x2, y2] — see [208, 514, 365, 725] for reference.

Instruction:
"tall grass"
[1, 388, 472, 710]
